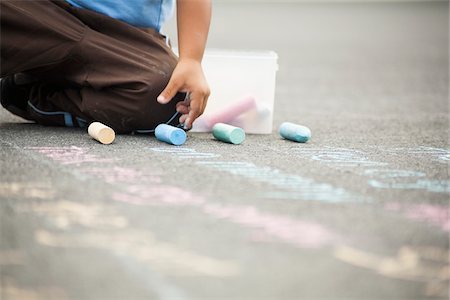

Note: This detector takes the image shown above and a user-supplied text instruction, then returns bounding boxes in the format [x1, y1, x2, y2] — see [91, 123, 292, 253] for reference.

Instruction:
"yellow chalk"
[88, 122, 115, 145]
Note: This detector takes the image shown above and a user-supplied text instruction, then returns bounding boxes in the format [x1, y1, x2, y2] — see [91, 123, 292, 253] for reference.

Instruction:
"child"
[0, 0, 211, 133]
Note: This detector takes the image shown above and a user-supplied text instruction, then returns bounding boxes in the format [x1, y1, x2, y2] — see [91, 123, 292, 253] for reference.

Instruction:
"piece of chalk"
[257, 104, 271, 118]
[88, 122, 115, 145]
[212, 123, 245, 145]
[155, 124, 186, 146]
[204, 96, 257, 128]
[279, 122, 311, 143]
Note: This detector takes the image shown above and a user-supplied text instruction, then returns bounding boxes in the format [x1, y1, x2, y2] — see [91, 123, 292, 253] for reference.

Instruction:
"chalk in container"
[155, 124, 186, 146]
[279, 122, 311, 143]
[88, 122, 115, 145]
[212, 123, 245, 145]
[204, 96, 257, 128]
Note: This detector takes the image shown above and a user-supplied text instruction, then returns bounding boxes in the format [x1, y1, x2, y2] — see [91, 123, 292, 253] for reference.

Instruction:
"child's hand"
[157, 58, 210, 129]
[158, 0, 211, 129]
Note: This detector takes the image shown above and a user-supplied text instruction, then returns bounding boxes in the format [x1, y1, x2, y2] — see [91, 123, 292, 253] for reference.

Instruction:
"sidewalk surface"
[1, 2, 449, 300]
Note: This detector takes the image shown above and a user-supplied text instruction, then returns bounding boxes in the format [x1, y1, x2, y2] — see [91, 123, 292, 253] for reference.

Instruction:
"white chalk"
[256, 104, 271, 118]
[88, 122, 115, 145]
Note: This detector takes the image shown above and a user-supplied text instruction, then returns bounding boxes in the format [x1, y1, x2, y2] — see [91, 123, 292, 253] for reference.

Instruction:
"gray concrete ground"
[1, 2, 449, 300]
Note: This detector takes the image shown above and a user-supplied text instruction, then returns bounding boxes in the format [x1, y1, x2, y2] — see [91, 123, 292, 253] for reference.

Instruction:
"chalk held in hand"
[212, 123, 245, 145]
[88, 122, 115, 145]
[155, 124, 186, 146]
[279, 122, 311, 143]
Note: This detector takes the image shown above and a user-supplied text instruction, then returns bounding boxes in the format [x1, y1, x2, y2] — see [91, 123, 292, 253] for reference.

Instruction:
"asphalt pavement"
[1, 2, 449, 300]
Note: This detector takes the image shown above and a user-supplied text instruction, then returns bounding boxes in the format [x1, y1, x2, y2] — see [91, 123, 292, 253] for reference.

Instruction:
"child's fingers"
[179, 114, 188, 124]
[176, 102, 190, 114]
[185, 94, 203, 129]
[157, 78, 182, 104]
[182, 92, 192, 105]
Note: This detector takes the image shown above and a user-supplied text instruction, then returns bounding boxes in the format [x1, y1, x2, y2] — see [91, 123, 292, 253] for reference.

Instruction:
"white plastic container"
[191, 49, 278, 134]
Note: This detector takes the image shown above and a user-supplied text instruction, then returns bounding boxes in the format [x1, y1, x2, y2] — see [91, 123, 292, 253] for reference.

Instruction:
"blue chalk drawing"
[149, 147, 363, 202]
[196, 161, 365, 203]
[364, 169, 426, 178]
[290, 147, 387, 167]
[149, 147, 220, 159]
[368, 179, 450, 193]
[382, 146, 450, 164]
[285, 146, 449, 193]
[365, 169, 450, 194]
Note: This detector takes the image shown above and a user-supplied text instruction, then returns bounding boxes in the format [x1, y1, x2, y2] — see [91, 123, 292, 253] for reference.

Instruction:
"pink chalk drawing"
[25, 145, 339, 249]
[27, 147, 162, 185]
[26, 146, 114, 165]
[83, 166, 161, 184]
[202, 204, 338, 248]
[385, 202, 450, 231]
[112, 185, 205, 206]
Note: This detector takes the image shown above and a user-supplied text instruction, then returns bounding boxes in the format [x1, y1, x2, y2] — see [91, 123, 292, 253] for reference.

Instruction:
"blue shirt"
[66, 0, 175, 31]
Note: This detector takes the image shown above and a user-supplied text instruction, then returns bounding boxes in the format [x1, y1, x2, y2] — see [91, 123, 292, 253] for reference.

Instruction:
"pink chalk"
[204, 96, 257, 128]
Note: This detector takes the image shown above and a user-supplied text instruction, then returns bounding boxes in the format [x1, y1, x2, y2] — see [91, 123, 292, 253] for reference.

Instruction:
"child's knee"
[105, 79, 185, 133]
[131, 80, 186, 130]
[84, 53, 182, 133]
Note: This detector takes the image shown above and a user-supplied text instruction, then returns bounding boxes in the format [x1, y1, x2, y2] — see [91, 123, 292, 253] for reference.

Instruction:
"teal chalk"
[155, 124, 186, 146]
[279, 122, 311, 143]
[212, 123, 245, 145]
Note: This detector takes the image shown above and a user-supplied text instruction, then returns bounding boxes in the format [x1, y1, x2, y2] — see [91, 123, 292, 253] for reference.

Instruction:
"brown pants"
[1, 0, 184, 133]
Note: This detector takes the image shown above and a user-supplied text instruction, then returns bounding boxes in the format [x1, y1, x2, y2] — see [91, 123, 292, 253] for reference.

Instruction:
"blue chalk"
[155, 124, 187, 146]
[279, 122, 311, 143]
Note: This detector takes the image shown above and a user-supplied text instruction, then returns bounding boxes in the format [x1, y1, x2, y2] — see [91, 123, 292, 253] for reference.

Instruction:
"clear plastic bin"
[191, 49, 278, 134]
